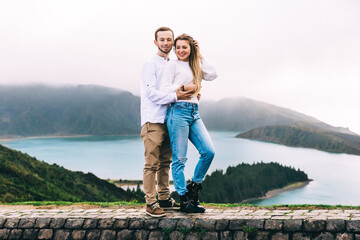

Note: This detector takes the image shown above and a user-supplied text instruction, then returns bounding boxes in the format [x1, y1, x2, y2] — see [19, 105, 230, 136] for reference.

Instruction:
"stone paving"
[1, 208, 360, 220]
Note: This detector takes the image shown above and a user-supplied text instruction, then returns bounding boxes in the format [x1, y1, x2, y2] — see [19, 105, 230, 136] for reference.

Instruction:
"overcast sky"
[1, 0, 360, 134]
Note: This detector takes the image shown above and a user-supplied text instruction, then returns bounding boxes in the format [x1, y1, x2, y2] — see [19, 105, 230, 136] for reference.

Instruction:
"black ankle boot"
[186, 182, 205, 212]
[179, 192, 205, 213]
[186, 181, 202, 206]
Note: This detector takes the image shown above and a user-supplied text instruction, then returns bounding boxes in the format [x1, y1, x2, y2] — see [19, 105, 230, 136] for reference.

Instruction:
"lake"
[1, 131, 360, 206]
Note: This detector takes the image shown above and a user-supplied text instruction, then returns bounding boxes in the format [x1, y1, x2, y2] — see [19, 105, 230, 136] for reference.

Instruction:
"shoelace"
[169, 198, 175, 206]
[151, 202, 161, 209]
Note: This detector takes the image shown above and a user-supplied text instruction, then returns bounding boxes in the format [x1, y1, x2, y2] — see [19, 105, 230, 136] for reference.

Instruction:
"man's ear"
[154, 40, 158, 46]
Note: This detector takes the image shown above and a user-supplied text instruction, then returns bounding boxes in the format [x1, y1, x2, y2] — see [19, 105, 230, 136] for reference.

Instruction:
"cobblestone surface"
[1, 208, 359, 220]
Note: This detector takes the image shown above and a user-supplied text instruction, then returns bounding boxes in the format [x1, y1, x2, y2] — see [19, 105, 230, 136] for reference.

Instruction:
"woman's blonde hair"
[174, 34, 202, 95]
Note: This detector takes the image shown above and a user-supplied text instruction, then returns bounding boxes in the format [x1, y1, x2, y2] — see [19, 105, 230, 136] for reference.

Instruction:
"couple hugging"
[140, 27, 217, 217]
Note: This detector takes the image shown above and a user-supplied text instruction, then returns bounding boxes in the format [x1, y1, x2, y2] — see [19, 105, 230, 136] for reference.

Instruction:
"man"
[141, 27, 193, 217]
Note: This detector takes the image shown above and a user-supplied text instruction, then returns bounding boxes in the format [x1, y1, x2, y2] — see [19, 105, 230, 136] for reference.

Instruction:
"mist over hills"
[0, 85, 140, 136]
[0, 84, 354, 137]
[200, 97, 354, 135]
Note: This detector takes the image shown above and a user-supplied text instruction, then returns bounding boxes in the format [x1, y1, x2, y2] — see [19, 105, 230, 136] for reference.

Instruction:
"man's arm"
[142, 62, 178, 105]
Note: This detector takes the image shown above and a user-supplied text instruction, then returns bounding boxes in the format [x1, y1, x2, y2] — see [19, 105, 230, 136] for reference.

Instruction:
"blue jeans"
[166, 102, 215, 196]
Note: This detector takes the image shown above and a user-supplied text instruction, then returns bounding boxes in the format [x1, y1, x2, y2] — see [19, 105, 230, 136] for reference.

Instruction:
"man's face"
[155, 31, 174, 54]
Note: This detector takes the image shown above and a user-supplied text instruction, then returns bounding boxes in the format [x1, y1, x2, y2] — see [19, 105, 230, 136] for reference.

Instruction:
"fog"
[1, 0, 359, 133]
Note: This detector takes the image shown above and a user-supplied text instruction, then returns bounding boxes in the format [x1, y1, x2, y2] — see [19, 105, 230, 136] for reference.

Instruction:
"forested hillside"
[0, 85, 140, 136]
[236, 125, 360, 156]
[0, 144, 144, 203]
[199, 162, 309, 203]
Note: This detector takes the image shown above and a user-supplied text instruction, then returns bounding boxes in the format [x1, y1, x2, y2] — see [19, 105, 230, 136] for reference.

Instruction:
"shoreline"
[0, 135, 92, 142]
[0, 134, 141, 142]
[242, 180, 312, 203]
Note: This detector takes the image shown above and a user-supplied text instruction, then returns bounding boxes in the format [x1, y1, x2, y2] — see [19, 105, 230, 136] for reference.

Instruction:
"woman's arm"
[201, 59, 217, 81]
[194, 40, 217, 81]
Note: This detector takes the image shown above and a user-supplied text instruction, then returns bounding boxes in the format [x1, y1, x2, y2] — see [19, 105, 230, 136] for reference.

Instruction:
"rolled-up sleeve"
[142, 62, 177, 104]
[201, 59, 217, 81]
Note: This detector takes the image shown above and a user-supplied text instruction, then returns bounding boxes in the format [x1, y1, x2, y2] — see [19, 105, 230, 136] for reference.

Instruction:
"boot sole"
[180, 208, 206, 213]
[161, 206, 181, 211]
[145, 211, 166, 218]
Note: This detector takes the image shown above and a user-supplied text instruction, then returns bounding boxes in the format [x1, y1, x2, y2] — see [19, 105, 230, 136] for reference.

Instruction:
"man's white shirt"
[140, 55, 177, 126]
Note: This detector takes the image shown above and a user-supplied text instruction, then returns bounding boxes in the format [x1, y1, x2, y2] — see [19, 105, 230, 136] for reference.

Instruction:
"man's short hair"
[155, 27, 174, 41]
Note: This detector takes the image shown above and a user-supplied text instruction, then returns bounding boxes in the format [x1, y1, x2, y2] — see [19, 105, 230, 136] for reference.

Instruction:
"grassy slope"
[0, 144, 142, 203]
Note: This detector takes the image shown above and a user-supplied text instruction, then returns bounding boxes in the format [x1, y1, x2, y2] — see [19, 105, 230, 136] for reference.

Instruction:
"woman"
[161, 33, 217, 213]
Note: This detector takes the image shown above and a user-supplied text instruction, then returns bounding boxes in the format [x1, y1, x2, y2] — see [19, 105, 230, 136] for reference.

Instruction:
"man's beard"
[158, 46, 171, 54]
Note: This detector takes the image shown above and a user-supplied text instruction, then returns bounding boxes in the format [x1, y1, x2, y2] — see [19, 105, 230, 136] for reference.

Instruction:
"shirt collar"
[156, 54, 170, 61]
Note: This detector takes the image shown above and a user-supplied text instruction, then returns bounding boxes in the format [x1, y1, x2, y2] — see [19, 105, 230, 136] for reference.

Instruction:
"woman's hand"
[194, 40, 200, 49]
[184, 82, 197, 91]
[193, 40, 204, 60]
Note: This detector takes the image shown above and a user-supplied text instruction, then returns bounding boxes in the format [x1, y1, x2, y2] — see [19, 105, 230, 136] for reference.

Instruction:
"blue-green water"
[2, 131, 360, 206]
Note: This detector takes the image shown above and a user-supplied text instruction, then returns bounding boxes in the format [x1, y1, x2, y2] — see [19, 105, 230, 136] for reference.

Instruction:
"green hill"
[0, 144, 143, 203]
[199, 162, 309, 203]
[236, 125, 360, 155]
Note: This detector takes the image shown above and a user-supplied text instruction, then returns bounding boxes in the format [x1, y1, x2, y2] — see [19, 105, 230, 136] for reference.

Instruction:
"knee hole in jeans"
[201, 149, 215, 160]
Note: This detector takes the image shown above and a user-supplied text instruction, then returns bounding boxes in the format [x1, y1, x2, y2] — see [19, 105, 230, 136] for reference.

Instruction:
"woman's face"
[175, 40, 191, 62]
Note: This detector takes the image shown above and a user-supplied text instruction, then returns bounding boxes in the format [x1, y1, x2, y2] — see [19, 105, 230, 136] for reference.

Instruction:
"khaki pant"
[141, 122, 172, 205]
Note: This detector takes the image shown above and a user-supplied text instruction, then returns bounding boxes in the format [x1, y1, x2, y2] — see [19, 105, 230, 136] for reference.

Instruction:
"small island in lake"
[236, 125, 360, 156]
[198, 162, 310, 203]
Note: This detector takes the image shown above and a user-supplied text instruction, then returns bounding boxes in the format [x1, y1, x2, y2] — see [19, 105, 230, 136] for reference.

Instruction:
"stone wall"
[1, 209, 360, 239]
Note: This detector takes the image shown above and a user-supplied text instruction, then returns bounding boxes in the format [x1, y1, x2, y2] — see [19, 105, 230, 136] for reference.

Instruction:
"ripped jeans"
[166, 102, 215, 196]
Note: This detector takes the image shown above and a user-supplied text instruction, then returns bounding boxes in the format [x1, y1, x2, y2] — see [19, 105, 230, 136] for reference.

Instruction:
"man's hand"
[197, 93, 201, 101]
[184, 82, 197, 91]
[176, 85, 194, 100]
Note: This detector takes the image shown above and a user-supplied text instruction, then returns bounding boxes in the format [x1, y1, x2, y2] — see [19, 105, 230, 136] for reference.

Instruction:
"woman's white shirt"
[160, 59, 217, 104]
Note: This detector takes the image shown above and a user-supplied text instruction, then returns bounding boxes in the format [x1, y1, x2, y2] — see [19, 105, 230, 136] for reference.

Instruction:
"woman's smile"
[175, 40, 191, 62]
